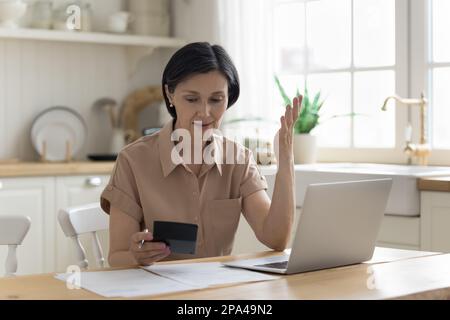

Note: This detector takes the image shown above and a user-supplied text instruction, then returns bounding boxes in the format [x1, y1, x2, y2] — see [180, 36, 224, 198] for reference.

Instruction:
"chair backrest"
[0, 216, 31, 277]
[58, 203, 109, 270]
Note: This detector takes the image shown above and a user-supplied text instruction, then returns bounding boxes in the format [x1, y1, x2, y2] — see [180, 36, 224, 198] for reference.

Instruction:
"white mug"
[107, 11, 132, 33]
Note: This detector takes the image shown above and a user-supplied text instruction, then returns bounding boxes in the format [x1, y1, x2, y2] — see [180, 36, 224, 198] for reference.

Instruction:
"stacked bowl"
[0, 0, 27, 28]
[127, 0, 170, 37]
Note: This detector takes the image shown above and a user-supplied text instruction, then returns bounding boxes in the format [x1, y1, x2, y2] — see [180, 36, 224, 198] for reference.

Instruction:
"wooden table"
[1, 248, 449, 300]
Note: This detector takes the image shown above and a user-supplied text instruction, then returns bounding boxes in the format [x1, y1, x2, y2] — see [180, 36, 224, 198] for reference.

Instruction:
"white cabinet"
[232, 208, 422, 254]
[376, 215, 421, 250]
[55, 175, 110, 272]
[234, 172, 424, 254]
[421, 191, 450, 252]
[0, 174, 110, 276]
[0, 177, 55, 275]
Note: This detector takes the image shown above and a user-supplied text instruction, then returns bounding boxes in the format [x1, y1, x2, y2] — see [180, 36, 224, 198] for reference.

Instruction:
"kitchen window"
[408, 0, 450, 165]
[220, 0, 450, 165]
[429, 0, 450, 150]
[273, 0, 407, 162]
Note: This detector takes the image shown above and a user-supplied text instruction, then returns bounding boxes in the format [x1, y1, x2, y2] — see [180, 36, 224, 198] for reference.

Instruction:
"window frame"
[271, 0, 450, 166]
[408, 0, 450, 165]
[274, 0, 411, 164]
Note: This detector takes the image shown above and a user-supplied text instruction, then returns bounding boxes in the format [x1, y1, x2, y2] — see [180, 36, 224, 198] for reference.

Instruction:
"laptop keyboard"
[255, 260, 288, 269]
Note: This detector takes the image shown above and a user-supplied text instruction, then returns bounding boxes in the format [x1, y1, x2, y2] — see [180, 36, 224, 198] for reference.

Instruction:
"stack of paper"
[55, 269, 199, 298]
[55, 262, 279, 298]
[143, 262, 279, 287]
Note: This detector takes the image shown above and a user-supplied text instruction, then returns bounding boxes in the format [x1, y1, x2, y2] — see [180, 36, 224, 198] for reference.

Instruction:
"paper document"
[55, 269, 202, 298]
[143, 262, 280, 287]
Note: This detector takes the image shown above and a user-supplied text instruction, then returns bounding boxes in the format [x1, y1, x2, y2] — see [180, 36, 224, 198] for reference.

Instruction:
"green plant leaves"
[274, 75, 324, 134]
[274, 75, 292, 107]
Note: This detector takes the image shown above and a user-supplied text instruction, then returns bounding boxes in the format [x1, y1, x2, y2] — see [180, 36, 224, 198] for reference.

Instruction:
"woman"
[101, 42, 301, 267]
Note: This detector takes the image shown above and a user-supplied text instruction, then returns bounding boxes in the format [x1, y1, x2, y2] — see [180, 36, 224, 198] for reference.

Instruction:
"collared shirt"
[100, 119, 268, 260]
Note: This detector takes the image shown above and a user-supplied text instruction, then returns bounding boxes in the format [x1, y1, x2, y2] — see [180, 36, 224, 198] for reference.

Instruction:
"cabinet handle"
[86, 177, 102, 187]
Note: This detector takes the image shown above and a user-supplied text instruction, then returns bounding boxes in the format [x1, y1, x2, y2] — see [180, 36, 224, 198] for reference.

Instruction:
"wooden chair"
[58, 203, 109, 270]
[0, 216, 31, 277]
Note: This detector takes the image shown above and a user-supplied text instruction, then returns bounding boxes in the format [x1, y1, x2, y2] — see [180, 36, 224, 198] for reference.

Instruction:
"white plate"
[31, 107, 87, 161]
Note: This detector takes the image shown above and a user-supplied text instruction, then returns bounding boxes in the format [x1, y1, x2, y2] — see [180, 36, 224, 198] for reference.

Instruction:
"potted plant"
[274, 76, 324, 164]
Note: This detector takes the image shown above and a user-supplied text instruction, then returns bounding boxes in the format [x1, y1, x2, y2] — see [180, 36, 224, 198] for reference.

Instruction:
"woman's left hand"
[274, 94, 302, 165]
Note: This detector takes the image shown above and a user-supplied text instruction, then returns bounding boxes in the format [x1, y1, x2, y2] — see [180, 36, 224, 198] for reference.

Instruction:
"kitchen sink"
[260, 163, 450, 217]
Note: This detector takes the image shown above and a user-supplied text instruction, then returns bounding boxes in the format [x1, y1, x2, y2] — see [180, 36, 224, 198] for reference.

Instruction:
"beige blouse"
[100, 119, 268, 260]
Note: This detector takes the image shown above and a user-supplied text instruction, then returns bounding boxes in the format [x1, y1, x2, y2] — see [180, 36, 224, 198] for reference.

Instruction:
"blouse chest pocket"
[207, 198, 242, 250]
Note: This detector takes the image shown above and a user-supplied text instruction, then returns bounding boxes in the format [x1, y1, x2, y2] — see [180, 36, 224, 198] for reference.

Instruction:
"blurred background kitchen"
[2, 0, 450, 276]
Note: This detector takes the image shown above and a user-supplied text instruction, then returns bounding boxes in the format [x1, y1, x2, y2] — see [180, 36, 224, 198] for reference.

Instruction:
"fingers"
[132, 241, 168, 253]
[130, 231, 167, 254]
[293, 95, 301, 123]
[284, 96, 301, 130]
[131, 243, 171, 266]
[280, 115, 287, 133]
[285, 104, 293, 128]
[131, 231, 153, 243]
[139, 249, 172, 266]
[133, 245, 170, 259]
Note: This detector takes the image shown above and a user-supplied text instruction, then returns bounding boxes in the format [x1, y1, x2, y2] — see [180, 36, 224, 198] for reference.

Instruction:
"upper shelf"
[0, 27, 186, 48]
[0, 28, 187, 75]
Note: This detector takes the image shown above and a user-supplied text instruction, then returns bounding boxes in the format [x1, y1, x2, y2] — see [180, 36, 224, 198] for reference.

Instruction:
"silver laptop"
[223, 178, 393, 274]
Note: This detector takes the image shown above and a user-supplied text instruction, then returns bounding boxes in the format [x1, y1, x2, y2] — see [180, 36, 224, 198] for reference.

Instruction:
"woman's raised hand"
[274, 94, 302, 165]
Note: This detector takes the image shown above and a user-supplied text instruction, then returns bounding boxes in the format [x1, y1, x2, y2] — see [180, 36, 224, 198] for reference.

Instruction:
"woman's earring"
[170, 103, 174, 108]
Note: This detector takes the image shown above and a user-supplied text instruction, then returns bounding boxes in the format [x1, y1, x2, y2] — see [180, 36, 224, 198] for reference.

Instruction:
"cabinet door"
[55, 175, 110, 272]
[0, 177, 55, 275]
[421, 191, 450, 252]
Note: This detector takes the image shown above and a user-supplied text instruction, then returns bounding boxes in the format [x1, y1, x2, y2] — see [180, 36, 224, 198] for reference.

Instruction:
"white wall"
[170, 0, 219, 43]
[0, 1, 175, 161]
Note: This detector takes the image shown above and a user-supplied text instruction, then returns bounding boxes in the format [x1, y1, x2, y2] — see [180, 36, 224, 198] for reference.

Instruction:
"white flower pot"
[293, 134, 317, 164]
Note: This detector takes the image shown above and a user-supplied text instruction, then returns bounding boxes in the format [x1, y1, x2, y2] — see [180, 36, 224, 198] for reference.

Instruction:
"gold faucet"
[381, 93, 431, 166]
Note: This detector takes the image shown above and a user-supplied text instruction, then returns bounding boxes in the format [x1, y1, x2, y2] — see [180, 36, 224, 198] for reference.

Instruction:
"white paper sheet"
[55, 269, 202, 298]
[143, 262, 280, 287]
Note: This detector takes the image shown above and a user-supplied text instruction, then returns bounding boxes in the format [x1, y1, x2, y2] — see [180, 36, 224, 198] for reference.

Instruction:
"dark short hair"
[162, 42, 240, 119]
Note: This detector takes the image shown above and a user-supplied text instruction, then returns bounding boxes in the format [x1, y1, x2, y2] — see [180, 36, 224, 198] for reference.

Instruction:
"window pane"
[274, 3, 306, 73]
[307, 73, 351, 147]
[354, 70, 396, 148]
[354, 0, 395, 67]
[432, 67, 450, 148]
[432, 0, 450, 62]
[307, 0, 351, 69]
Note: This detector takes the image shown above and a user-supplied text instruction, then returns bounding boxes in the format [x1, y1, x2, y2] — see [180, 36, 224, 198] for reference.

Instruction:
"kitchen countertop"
[1, 162, 450, 193]
[418, 176, 450, 192]
[0, 161, 115, 178]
